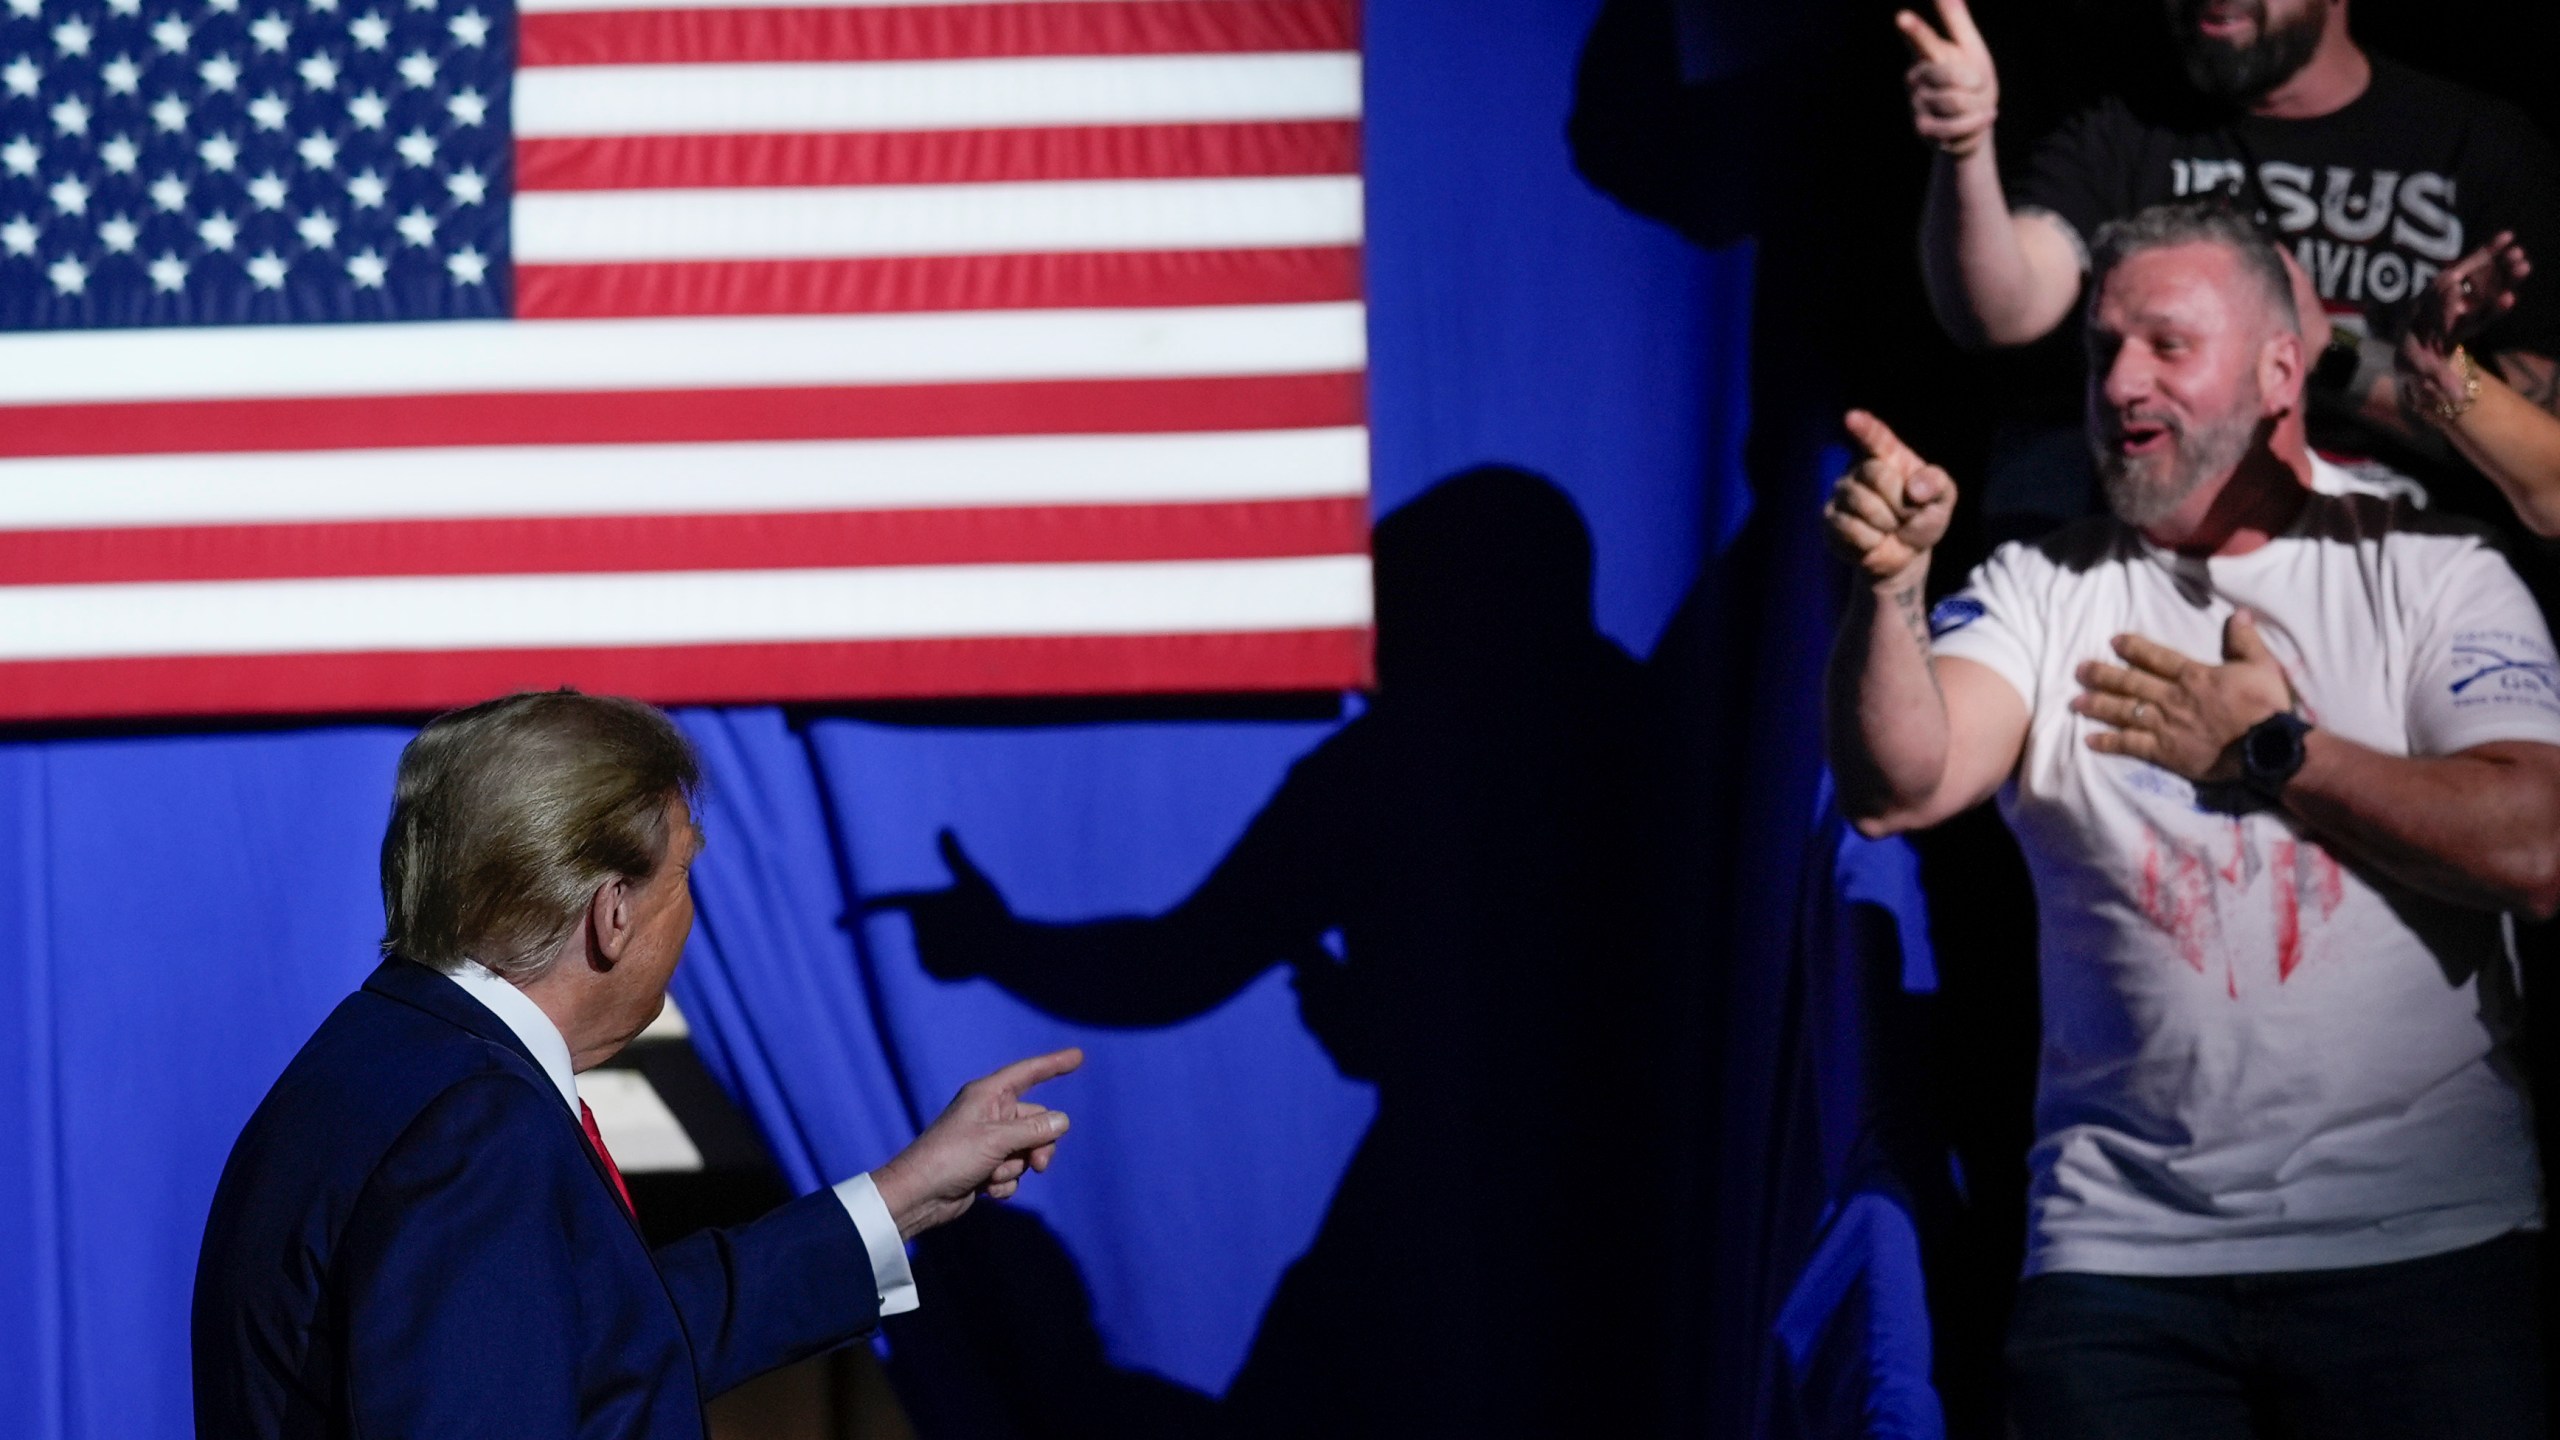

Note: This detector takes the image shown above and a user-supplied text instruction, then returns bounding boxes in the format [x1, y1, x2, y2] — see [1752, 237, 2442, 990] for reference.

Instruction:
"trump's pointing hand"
[871, 1047, 1082, 1240]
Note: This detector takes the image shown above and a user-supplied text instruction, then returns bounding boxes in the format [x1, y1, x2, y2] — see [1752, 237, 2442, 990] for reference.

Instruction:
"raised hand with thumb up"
[1897, 0, 1999, 159]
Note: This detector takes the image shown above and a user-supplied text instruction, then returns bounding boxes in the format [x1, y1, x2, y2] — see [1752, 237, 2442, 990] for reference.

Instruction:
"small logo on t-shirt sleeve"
[1929, 596, 1987, 638]
[2448, 630, 2560, 713]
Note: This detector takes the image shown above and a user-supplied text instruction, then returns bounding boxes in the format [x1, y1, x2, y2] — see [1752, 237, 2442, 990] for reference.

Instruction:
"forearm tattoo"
[1888, 581, 1942, 694]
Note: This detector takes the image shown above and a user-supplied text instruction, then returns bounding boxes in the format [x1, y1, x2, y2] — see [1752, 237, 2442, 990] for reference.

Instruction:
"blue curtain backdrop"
[0, 1, 1950, 1435]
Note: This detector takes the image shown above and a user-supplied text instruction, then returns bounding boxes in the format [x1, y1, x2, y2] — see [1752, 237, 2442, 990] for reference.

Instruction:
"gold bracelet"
[2425, 345, 2482, 426]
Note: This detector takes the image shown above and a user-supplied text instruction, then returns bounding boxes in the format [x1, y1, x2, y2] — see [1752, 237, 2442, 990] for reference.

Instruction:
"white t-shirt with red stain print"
[1931, 462, 2560, 1277]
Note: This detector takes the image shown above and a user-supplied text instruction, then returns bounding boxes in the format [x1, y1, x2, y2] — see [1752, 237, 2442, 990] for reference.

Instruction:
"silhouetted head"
[1370, 465, 1598, 694]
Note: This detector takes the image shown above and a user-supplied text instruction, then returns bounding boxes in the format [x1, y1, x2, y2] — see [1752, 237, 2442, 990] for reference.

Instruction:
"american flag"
[0, 0, 1370, 721]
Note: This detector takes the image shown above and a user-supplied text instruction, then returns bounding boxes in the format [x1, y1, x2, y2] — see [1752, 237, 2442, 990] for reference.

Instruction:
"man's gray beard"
[2173, 0, 2327, 100]
[2094, 408, 2259, 528]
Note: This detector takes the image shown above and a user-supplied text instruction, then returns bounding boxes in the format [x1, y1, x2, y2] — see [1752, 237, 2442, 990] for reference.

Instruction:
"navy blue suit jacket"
[193, 958, 882, 1439]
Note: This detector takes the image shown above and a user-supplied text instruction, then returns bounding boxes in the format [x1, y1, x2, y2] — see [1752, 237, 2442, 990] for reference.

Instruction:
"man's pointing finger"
[1893, 8, 1950, 63]
[1843, 408, 1914, 466]
[1933, 0, 1987, 55]
[982, 1046, 1084, 1099]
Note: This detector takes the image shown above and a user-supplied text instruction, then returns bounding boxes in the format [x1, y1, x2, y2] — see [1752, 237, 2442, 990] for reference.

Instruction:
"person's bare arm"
[2281, 737, 2560, 917]
[1900, 0, 2083, 348]
[2075, 614, 2560, 917]
[2391, 236, 2560, 535]
[1824, 410, 2032, 836]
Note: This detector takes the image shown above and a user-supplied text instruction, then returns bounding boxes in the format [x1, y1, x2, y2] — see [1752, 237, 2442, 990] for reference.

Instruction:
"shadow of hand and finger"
[870, 467, 1686, 1437]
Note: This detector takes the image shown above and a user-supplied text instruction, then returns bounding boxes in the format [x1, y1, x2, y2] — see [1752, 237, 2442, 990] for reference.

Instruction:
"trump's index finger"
[984, 1047, 1085, 1098]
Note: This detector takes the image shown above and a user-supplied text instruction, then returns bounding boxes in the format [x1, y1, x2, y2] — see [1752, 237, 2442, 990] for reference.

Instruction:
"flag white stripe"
[0, 556, 1377, 659]
[0, 429, 1372, 529]
[513, 54, 1361, 138]
[512, 176, 1364, 264]
[0, 303, 1367, 405]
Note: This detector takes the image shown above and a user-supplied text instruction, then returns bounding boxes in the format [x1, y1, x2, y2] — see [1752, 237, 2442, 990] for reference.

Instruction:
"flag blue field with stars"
[0, 0, 1373, 723]
[0, 0, 507, 325]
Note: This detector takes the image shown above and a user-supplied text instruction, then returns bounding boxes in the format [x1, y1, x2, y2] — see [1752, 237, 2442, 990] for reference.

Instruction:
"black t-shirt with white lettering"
[2012, 56, 2560, 358]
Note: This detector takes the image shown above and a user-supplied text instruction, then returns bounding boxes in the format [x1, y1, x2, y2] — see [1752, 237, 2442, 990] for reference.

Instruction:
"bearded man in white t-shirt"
[1827, 199, 2560, 1438]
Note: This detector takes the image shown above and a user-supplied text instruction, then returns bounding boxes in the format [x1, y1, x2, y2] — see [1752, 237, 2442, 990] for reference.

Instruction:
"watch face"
[2247, 716, 2304, 782]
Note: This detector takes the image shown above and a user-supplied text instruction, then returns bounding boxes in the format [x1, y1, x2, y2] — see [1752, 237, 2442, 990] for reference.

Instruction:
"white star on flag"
[97, 213, 135, 251]
[297, 131, 336, 168]
[198, 52, 239, 90]
[0, 215, 34, 254]
[444, 245, 483, 283]
[1, 136, 36, 175]
[4, 57, 40, 96]
[296, 208, 335, 247]
[52, 16, 91, 55]
[47, 94, 85, 134]
[246, 170, 287, 208]
[197, 210, 237, 249]
[345, 167, 384, 206]
[345, 246, 384, 286]
[46, 171, 85, 213]
[45, 251, 84, 292]
[146, 250, 186, 290]
[99, 134, 136, 172]
[246, 248, 287, 288]
[393, 204, 431, 245]
[148, 14, 187, 53]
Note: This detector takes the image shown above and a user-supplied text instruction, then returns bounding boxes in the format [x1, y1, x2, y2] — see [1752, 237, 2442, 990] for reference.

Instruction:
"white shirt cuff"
[831, 1172, 920, 1317]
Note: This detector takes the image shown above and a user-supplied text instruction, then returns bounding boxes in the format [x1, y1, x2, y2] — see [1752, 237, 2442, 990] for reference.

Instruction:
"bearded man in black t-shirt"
[1900, 0, 2560, 539]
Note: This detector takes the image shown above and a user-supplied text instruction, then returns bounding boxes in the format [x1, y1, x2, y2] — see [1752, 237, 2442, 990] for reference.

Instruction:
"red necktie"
[579, 1099, 638, 1219]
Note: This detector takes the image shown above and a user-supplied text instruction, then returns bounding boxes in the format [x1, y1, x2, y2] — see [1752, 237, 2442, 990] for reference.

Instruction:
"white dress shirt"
[441, 958, 919, 1316]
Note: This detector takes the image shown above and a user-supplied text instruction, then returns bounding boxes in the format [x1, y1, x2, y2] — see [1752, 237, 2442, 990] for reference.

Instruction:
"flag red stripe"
[0, 371, 1367, 458]
[0, 629, 1375, 720]
[0, 498, 1370, 586]
[516, 247, 1361, 319]
[518, 0, 1357, 68]
[514, 121, 1360, 191]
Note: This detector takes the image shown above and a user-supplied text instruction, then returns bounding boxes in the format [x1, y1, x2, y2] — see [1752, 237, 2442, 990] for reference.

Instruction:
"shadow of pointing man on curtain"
[872, 465, 1679, 1437]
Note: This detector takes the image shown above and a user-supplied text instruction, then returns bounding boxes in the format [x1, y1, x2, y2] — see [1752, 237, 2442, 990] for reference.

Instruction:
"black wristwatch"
[2240, 712, 2314, 800]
